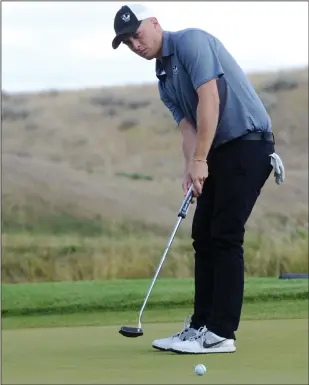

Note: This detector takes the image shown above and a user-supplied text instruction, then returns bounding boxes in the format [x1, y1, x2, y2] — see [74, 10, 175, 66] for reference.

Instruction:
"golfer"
[112, 4, 285, 354]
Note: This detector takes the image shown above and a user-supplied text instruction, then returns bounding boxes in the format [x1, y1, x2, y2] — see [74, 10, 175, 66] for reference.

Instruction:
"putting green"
[2, 319, 308, 384]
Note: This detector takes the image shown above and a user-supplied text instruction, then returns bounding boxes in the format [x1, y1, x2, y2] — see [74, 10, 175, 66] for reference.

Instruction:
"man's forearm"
[194, 83, 220, 160]
[179, 119, 197, 165]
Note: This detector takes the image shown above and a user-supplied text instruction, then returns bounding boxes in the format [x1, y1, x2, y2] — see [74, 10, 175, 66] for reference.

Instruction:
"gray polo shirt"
[156, 29, 272, 148]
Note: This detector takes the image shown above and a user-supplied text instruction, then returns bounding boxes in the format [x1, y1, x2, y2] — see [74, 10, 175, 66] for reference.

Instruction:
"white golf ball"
[194, 364, 207, 376]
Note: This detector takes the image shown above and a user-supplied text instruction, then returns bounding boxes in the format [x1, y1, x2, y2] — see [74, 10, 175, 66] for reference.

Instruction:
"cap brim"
[112, 21, 142, 49]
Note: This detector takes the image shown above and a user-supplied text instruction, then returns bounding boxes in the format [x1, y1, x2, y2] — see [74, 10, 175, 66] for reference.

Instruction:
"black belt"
[213, 131, 275, 150]
[239, 131, 275, 143]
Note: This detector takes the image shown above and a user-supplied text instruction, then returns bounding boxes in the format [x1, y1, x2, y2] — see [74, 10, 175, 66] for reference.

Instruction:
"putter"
[119, 184, 194, 338]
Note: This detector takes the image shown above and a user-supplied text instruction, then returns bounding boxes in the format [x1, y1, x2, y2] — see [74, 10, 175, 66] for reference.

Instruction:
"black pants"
[190, 137, 274, 339]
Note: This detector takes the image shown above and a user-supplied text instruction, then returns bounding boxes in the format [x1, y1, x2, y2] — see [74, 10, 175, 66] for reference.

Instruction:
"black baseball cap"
[112, 4, 153, 49]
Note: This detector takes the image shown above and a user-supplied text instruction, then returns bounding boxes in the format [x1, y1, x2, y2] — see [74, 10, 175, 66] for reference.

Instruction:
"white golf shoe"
[170, 326, 236, 354]
[152, 315, 199, 351]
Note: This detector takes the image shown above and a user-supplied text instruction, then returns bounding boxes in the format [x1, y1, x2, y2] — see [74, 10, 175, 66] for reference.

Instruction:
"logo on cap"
[121, 13, 131, 22]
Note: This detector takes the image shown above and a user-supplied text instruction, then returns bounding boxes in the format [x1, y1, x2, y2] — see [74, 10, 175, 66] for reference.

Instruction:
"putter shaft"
[137, 185, 194, 329]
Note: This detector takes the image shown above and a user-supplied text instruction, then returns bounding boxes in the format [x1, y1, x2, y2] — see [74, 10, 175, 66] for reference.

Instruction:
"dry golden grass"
[1, 67, 308, 282]
[2, 67, 308, 233]
[2, 229, 308, 283]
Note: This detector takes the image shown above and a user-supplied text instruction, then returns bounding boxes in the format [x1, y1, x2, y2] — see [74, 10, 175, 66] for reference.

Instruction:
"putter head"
[119, 326, 143, 338]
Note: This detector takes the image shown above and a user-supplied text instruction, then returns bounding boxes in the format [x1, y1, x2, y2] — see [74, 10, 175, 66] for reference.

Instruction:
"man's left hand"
[188, 159, 208, 197]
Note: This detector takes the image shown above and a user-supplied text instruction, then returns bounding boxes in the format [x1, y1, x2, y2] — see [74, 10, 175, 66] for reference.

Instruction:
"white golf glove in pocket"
[269, 153, 285, 185]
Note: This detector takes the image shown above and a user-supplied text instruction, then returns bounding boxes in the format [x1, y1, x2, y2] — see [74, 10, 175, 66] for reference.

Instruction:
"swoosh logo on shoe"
[203, 339, 226, 349]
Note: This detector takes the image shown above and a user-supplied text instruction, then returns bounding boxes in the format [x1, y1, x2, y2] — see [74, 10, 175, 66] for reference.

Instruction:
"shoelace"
[189, 326, 208, 341]
[174, 327, 189, 338]
[172, 315, 192, 338]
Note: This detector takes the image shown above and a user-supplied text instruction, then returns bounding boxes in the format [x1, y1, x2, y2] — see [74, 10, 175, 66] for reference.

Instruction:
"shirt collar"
[155, 31, 174, 79]
[161, 31, 174, 57]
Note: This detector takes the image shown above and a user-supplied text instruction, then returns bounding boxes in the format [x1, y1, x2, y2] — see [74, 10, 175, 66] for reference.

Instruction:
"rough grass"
[2, 224, 308, 283]
[2, 278, 308, 317]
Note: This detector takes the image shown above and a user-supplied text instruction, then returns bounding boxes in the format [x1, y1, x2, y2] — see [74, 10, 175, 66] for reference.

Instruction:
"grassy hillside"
[2, 67, 308, 232]
[2, 67, 308, 282]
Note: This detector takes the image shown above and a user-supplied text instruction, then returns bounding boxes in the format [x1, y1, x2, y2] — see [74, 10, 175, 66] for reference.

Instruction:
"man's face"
[122, 19, 161, 60]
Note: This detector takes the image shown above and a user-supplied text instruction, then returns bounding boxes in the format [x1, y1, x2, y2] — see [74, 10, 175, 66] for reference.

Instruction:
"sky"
[2, 1, 308, 92]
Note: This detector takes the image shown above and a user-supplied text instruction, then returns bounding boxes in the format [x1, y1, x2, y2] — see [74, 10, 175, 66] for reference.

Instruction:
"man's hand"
[182, 167, 196, 204]
[183, 167, 192, 194]
[187, 159, 208, 197]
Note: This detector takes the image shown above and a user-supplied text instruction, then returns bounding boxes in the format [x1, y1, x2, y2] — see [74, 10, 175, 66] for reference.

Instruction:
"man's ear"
[149, 17, 159, 26]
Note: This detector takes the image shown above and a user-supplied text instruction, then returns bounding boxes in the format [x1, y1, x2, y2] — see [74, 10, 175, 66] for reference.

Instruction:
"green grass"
[2, 278, 308, 317]
[2, 278, 308, 384]
[2, 319, 308, 384]
[2, 300, 308, 330]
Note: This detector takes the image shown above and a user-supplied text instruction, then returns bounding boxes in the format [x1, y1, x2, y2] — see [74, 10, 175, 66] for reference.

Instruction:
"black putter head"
[119, 326, 144, 338]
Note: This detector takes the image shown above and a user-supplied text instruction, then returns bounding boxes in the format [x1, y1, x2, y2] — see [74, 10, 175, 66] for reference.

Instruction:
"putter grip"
[178, 185, 194, 218]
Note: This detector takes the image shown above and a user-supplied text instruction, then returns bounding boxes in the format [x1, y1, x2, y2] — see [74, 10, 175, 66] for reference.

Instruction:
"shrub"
[90, 96, 125, 107]
[126, 100, 150, 109]
[261, 73, 299, 93]
[2, 105, 30, 121]
[115, 171, 153, 181]
[118, 119, 139, 130]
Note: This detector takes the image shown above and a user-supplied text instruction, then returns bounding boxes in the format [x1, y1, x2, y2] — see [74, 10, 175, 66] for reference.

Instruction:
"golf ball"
[194, 364, 207, 376]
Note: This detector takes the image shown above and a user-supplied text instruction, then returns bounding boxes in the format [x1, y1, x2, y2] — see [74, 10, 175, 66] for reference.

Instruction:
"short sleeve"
[158, 83, 185, 125]
[176, 29, 224, 90]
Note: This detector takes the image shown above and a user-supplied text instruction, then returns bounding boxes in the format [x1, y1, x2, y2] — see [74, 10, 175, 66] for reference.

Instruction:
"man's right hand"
[182, 168, 196, 203]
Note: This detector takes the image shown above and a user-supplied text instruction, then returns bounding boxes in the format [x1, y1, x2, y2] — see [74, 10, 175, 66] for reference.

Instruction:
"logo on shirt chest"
[172, 65, 178, 75]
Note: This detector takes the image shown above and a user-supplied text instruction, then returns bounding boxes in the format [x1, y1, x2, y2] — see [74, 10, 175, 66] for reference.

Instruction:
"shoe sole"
[152, 345, 171, 352]
[170, 347, 236, 355]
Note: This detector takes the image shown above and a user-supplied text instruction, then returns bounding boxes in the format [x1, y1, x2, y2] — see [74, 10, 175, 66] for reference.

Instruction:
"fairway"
[2, 319, 308, 384]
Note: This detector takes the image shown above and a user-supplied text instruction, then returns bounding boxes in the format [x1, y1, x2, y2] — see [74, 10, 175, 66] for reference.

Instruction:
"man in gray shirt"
[112, 4, 282, 354]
